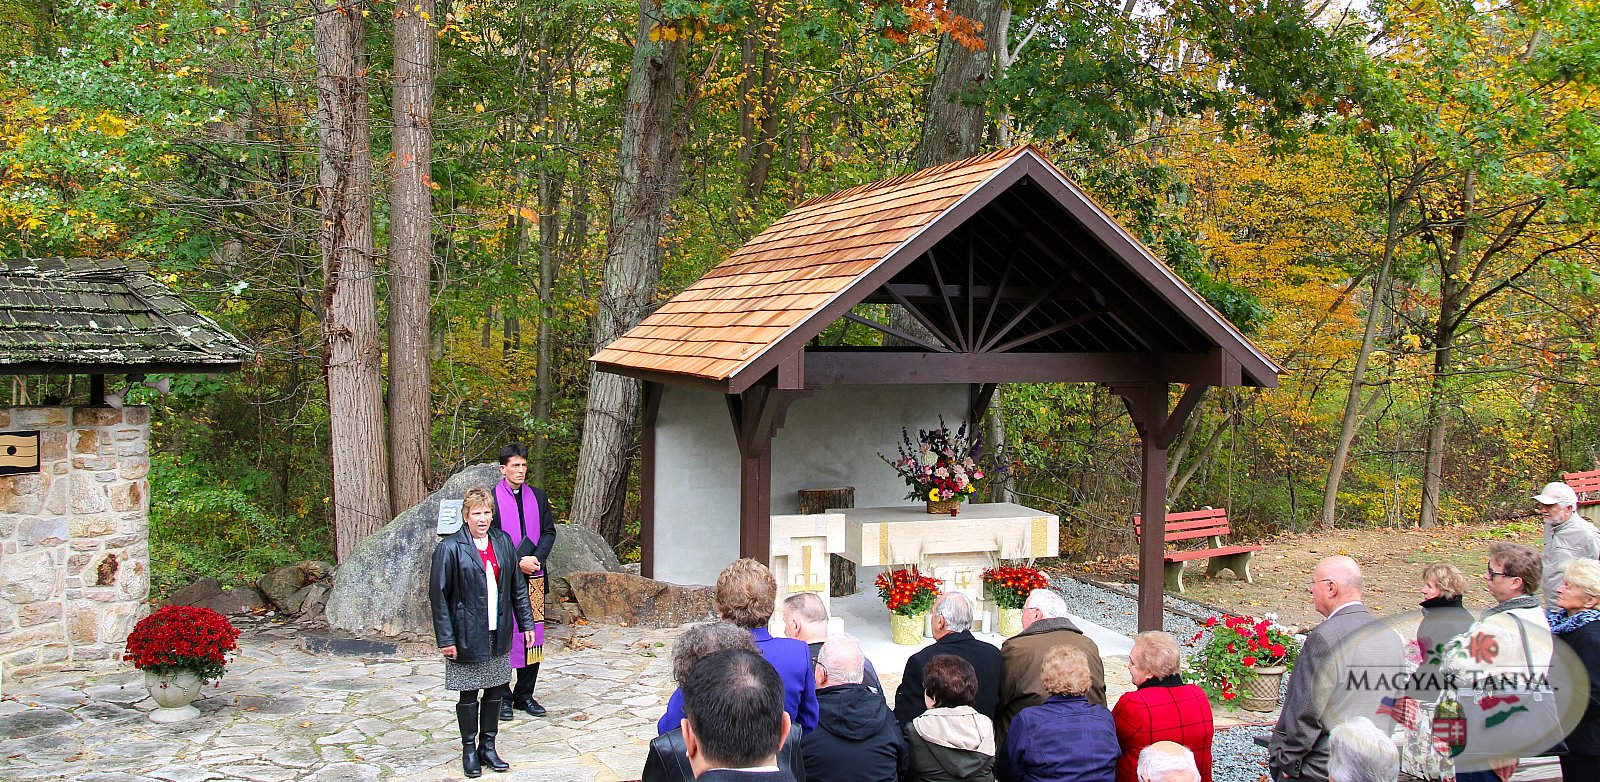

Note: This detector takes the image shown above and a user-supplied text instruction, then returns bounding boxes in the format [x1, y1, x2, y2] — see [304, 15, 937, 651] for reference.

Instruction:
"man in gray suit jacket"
[1268, 556, 1405, 782]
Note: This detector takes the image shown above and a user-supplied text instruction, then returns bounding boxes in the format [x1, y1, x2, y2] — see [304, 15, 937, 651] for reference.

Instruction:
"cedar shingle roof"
[593, 148, 1021, 381]
[592, 145, 1279, 390]
[0, 257, 253, 373]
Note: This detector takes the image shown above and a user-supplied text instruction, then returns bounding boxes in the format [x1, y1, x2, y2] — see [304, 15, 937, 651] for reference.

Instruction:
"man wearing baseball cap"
[1537, 480, 1599, 611]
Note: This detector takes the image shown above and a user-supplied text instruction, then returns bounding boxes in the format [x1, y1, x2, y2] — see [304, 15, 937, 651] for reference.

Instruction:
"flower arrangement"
[881, 418, 986, 504]
[981, 564, 1050, 609]
[124, 605, 241, 685]
[1185, 613, 1300, 703]
[875, 567, 943, 616]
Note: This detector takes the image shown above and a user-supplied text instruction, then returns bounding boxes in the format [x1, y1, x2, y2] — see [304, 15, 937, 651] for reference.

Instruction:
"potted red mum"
[124, 605, 241, 722]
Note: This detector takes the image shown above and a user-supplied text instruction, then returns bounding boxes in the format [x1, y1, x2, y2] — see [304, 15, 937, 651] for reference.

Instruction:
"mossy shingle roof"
[0, 257, 252, 373]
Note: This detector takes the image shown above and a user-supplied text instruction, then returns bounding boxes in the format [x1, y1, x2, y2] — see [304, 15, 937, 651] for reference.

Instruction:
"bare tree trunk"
[1421, 169, 1475, 529]
[1320, 248, 1394, 529]
[387, 0, 436, 514]
[569, 0, 685, 539]
[315, 0, 392, 559]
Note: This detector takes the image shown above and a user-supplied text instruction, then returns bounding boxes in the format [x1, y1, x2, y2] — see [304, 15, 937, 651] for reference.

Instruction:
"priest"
[493, 442, 558, 719]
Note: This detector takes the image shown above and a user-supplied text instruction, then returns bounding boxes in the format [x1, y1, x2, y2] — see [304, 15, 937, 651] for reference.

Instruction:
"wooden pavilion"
[591, 145, 1279, 630]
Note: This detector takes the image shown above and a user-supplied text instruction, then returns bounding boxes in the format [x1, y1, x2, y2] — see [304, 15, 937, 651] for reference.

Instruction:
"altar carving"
[768, 512, 847, 633]
[840, 503, 1059, 624]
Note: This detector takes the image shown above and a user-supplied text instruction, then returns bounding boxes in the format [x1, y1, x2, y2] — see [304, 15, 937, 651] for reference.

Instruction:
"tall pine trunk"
[387, 0, 435, 509]
[569, 0, 685, 540]
[315, 0, 391, 559]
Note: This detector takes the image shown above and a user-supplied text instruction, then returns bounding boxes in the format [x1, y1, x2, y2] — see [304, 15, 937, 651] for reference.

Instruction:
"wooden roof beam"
[803, 347, 1250, 387]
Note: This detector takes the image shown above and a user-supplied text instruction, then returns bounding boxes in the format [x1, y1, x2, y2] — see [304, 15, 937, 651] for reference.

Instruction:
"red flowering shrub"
[980, 565, 1050, 609]
[875, 567, 943, 616]
[1185, 614, 1300, 704]
[124, 605, 241, 684]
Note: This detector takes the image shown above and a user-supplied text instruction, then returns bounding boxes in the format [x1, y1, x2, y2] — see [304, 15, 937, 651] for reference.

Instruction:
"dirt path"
[1061, 518, 1543, 627]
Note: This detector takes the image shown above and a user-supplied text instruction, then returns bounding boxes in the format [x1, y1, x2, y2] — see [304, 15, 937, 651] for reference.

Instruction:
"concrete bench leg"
[1164, 561, 1186, 593]
[1206, 552, 1254, 583]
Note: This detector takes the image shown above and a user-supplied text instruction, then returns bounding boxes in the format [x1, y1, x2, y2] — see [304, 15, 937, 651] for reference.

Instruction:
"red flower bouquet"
[124, 605, 241, 685]
[981, 564, 1050, 609]
[875, 567, 943, 616]
[1186, 613, 1299, 703]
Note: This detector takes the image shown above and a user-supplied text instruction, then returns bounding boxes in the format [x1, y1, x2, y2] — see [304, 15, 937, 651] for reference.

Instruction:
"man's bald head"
[1312, 556, 1364, 617]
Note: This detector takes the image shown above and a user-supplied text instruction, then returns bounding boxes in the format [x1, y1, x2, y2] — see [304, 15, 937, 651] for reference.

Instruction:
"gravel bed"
[1050, 574, 1205, 642]
[1213, 726, 1271, 782]
[1050, 574, 1276, 782]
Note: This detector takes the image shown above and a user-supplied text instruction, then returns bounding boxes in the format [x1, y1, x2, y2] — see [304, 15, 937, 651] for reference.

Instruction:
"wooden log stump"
[799, 487, 856, 597]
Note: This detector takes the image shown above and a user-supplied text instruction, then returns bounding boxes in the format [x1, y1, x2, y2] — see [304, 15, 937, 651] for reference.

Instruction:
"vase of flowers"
[981, 564, 1049, 637]
[881, 418, 985, 515]
[124, 605, 241, 722]
[876, 567, 942, 645]
[1186, 613, 1299, 711]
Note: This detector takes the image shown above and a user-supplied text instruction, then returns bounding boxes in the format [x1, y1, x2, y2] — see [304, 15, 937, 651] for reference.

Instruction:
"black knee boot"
[455, 702, 482, 778]
[477, 697, 510, 772]
[511, 664, 545, 717]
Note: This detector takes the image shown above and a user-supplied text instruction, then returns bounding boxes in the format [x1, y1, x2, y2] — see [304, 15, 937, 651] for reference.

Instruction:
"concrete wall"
[651, 384, 967, 585]
[0, 406, 151, 679]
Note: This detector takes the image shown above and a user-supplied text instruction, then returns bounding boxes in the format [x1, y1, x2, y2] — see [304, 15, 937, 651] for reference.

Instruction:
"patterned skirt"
[444, 655, 513, 692]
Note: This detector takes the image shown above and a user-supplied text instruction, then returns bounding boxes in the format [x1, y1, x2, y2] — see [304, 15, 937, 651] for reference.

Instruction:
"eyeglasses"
[1307, 578, 1334, 591]
[1486, 567, 1512, 581]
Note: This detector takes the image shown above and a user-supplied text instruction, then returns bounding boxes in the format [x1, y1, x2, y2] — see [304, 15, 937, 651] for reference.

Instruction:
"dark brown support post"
[728, 381, 809, 562]
[89, 374, 105, 406]
[1113, 382, 1169, 632]
[639, 382, 662, 578]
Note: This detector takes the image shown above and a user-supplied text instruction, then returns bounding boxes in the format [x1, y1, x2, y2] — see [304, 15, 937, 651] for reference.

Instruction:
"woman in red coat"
[1112, 631, 1213, 782]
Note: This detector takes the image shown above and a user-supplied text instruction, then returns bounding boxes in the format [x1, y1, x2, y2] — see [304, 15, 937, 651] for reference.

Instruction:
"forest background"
[4, 0, 1599, 596]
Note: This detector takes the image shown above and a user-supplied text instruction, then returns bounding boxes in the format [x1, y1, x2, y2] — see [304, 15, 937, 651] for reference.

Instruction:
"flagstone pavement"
[0, 618, 1268, 782]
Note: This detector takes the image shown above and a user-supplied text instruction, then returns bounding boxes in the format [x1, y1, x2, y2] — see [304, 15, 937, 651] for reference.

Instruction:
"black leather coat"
[429, 526, 535, 663]
[642, 726, 807, 782]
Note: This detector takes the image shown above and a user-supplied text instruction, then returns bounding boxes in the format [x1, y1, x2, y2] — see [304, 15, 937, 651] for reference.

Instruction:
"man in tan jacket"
[997, 588, 1105, 744]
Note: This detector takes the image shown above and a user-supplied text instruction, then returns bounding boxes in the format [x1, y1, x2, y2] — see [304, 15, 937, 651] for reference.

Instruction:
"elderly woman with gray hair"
[1112, 632, 1212, 782]
[1553, 558, 1600, 782]
[641, 622, 807, 782]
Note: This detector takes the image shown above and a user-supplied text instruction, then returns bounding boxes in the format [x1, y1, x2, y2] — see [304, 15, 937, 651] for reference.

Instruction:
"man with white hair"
[1327, 718, 1398, 782]
[894, 592, 1003, 726]
[1138, 741, 1201, 782]
[803, 635, 905, 781]
[1269, 556, 1405, 782]
[780, 592, 884, 694]
[1537, 480, 1599, 611]
[997, 587, 1105, 743]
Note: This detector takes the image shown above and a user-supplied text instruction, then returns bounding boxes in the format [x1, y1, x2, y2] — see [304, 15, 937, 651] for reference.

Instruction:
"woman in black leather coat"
[643, 622, 807, 782]
[431, 487, 535, 778]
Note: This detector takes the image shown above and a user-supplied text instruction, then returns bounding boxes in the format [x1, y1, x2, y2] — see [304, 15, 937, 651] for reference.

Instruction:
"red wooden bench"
[1563, 470, 1600, 507]
[1133, 508, 1262, 594]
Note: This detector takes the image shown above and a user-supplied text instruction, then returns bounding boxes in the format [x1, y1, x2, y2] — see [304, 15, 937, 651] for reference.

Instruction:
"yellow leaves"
[92, 112, 129, 138]
[212, 26, 227, 36]
[474, 103, 484, 113]
[507, 205, 537, 221]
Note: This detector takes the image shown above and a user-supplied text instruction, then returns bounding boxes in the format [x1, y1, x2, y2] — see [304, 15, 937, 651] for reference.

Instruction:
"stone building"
[0, 258, 251, 680]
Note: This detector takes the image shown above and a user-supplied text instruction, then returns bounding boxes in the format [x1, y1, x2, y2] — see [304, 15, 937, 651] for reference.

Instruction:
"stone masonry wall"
[0, 406, 151, 680]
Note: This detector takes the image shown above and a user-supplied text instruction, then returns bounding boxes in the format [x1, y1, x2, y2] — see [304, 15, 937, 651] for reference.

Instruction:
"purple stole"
[495, 479, 544, 666]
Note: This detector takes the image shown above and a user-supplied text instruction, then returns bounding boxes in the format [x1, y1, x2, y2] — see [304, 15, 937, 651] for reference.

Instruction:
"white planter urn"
[145, 670, 203, 723]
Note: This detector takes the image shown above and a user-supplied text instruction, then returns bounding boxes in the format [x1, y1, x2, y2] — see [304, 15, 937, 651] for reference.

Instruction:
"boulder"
[324, 464, 502, 639]
[563, 571, 716, 628]
[280, 584, 313, 615]
[325, 464, 629, 639]
[299, 560, 335, 582]
[299, 582, 329, 617]
[166, 577, 223, 607]
[544, 523, 623, 585]
[198, 586, 266, 616]
[259, 564, 311, 611]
